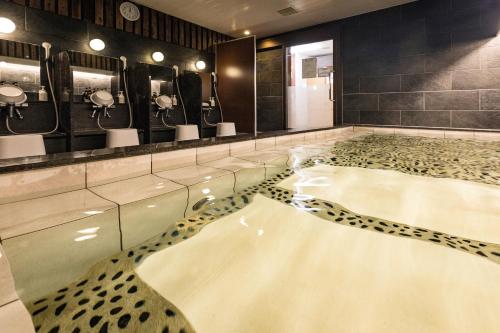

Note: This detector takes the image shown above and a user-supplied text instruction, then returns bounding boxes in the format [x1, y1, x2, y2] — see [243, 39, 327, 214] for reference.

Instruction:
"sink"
[0, 134, 46, 159]
[216, 122, 236, 137]
[176, 125, 200, 141]
[106, 128, 139, 148]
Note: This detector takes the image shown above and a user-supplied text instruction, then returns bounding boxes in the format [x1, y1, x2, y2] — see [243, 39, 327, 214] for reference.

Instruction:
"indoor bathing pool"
[17, 133, 500, 332]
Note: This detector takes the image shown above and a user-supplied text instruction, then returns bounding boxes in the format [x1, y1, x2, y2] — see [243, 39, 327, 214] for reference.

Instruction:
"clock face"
[120, 2, 141, 22]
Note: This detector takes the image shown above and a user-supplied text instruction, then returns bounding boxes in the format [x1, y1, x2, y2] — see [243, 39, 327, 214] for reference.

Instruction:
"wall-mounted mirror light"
[195, 60, 206, 70]
[152, 51, 165, 62]
[0, 17, 16, 34]
[89, 38, 106, 51]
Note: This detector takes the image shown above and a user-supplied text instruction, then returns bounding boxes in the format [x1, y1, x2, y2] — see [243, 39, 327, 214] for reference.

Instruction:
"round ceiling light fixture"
[89, 38, 106, 51]
[195, 60, 206, 70]
[152, 51, 165, 62]
[244, 30, 251, 36]
[0, 17, 16, 34]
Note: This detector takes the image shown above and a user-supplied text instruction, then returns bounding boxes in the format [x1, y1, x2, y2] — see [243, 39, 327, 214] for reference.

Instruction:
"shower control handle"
[90, 107, 99, 119]
[15, 108, 24, 120]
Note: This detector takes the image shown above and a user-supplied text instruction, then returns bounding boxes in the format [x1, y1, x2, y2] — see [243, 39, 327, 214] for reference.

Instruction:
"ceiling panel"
[135, 0, 415, 38]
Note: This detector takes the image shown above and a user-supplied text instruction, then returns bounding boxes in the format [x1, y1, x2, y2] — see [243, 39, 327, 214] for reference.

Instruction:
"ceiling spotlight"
[195, 60, 206, 70]
[244, 30, 251, 36]
[152, 51, 165, 62]
[0, 17, 16, 34]
[89, 38, 105, 51]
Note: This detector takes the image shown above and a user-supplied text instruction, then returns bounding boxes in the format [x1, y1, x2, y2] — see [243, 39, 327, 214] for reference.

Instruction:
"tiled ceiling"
[135, 0, 416, 38]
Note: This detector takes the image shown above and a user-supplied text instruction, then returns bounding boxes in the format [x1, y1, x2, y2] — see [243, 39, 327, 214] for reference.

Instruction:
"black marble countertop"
[0, 126, 352, 174]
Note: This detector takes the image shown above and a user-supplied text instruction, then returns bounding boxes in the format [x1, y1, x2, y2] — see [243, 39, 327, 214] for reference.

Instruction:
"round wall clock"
[120, 2, 141, 22]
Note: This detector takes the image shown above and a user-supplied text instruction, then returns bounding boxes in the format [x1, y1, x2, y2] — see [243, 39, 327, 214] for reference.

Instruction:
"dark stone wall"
[342, 0, 500, 129]
[257, 48, 284, 131]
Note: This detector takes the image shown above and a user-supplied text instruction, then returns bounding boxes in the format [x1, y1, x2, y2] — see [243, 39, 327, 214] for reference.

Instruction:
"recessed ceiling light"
[0, 17, 16, 34]
[195, 60, 206, 70]
[244, 30, 251, 36]
[89, 38, 105, 51]
[152, 51, 165, 62]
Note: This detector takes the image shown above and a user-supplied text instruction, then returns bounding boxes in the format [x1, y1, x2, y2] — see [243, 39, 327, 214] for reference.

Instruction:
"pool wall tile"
[474, 131, 500, 140]
[304, 132, 317, 142]
[184, 174, 236, 216]
[0, 189, 117, 240]
[256, 137, 276, 150]
[86, 155, 152, 187]
[0, 300, 35, 333]
[197, 144, 230, 164]
[291, 133, 306, 144]
[89, 175, 185, 206]
[0, 164, 86, 204]
[394, 128, 420, 136]
[120, 187, 189, 249]
[0, 245, 18, 307]
[444, 130, 475, 139]
[152, 148, 197, 173]
[276, 135, 293, 146]
[2, 208, 121, 303]
[230, 140, 256, 156]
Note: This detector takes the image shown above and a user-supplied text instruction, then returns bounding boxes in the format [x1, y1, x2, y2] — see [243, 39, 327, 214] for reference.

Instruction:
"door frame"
[256, 22, 343, 129]
[283, 38, 340, 129]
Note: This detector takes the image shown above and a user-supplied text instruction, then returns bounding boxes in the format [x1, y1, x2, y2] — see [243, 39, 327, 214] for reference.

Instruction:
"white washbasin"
[106, 128, 139, 148]
[0, 134, 46, 159]
[176, 125, 200, 141]
[216, 122, 236, 137]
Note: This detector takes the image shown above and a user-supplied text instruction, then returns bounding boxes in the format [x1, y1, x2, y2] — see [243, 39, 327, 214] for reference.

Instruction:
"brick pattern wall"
[342, 0, 500, 129]
[257, 48, 284, 131]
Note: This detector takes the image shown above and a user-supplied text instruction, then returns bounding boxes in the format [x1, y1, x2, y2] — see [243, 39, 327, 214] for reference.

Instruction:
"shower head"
[42, 42, 52, 61]
[119, 56, 127, 70]
[211, 72, 217, 83]
[173, 65, 179, 78]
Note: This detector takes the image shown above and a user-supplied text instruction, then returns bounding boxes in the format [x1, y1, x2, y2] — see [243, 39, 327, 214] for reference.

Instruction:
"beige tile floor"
[137, 194, 500, 333]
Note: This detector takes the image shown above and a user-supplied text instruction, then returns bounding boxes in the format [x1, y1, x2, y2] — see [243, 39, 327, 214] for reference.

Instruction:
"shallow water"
[23, 135, 500, 332]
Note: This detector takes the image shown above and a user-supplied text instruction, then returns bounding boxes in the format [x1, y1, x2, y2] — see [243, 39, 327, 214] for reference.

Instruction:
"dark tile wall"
[342, 0, 500, 129]
[257, 48, 284, 131]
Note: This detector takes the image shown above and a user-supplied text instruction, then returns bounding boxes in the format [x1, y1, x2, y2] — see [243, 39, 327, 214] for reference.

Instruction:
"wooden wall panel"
[58, 0, 69, 16]
[216, 36, 256, 135]
[150, 10, 158, 39]
[158, 13, 165, 41]
[165, 15, 172, 43]
[142, 7, 150, 38]
[104, 0, 114, 28]
[29, 0, 42, 9]
[71, 0, 81, 19]
[7, 0, 232, 52]
[44, 0, 56, 12]
[0, 39, 40, 60]
[115, 0, 124, 30]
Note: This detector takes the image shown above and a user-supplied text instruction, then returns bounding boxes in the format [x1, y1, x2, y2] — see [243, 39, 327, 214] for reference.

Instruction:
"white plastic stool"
[216, 122, 236, 137]
[106, 128, 139, 148]
[176, 125, 200, 141]
[0, 134, 46, 159]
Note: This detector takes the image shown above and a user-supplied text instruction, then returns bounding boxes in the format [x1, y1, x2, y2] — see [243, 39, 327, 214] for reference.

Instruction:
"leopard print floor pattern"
[27, 135, 500, 332]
